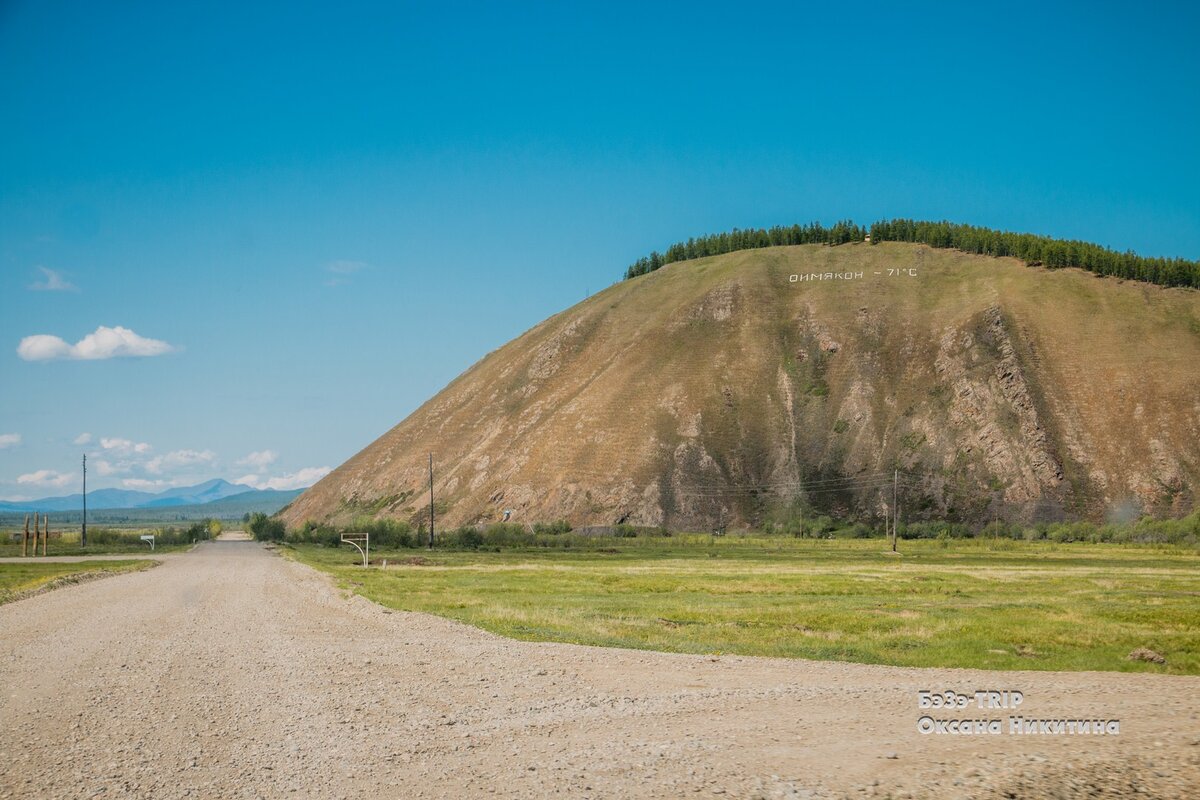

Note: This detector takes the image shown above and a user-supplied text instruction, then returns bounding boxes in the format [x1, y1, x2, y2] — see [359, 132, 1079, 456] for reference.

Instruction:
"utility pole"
[884, 501, 890, 549]
[81, 453, 88, 548]
[892, 469, 899, 553]
[427, 453, 435, 549]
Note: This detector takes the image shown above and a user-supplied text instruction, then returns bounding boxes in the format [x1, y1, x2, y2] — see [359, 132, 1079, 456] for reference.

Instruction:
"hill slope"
[282, 243, 1200, 530]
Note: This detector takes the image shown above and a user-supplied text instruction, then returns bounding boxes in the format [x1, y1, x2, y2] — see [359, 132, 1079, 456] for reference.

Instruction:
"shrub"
[350, 517, 416, 549]
[899, 521, 970, 539]
[828, 522, 873, 539]
[445, 526, 485, 549]
[289, 520, 341, 547]
[982, 520, 1021, 539]
[84, 527, 124, 545]
[248, 512, 286, 542]
[481, 523, 537, 547]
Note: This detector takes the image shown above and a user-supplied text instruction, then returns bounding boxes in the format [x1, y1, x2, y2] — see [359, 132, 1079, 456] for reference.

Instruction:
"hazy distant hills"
[283, 241, 1200, 530]
[0, 479, 283, 513]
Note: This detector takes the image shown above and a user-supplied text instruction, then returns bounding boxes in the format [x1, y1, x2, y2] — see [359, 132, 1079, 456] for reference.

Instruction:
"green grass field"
[0, 533, 189, 558]
[0, 528, 204, 557]
[286, 536, 1200, 674]
[0, 560, 155, 604]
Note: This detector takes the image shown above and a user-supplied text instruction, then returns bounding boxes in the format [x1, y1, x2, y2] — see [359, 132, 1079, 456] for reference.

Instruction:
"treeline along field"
[625, 218, 1200, 288]
[270, 509, 1200, 548]
[0, 519, 222, 556]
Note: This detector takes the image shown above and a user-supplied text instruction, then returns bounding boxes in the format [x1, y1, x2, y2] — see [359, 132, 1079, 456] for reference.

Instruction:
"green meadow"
[0, 524, 214, 557]
[286, 536, 1200, 674]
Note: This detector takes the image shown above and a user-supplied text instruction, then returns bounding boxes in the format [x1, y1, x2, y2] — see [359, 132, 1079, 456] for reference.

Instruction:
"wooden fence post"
[43, 515, 49, 556]
[34, 512, 41, 556]
[23, 514, 29, 557]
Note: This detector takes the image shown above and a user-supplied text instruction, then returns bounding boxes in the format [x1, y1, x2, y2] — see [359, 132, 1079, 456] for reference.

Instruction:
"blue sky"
[1, 0, 1198, 499]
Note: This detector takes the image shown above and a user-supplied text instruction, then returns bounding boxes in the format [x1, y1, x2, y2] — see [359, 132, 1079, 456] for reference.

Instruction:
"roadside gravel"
[2, 539, 1197, 799]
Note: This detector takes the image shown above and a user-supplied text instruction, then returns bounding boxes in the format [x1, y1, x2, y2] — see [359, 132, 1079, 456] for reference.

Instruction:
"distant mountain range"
[0, 479, 282, 513]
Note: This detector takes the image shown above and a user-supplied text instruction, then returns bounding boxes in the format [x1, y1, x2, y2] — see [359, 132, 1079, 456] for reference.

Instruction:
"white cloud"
[29, 266, 78, 292]
[236, 449, 278, 470]
[0, 433, 20, 449]
[327, 260, 366, 275]
[93, 459, 121, 476]
[238, 466, 330, 491]
[100, 437, 152, 456]
[74, 432, 93, 445]
[17, 469, 73, 489]
[17, 325, 176, 362]
[146, 449, 216, 475]
[324, 260, 368, 287]
[122, 478, 171, 490]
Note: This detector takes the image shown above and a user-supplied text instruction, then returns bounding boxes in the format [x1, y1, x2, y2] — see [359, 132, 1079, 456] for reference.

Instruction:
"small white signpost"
[140, 533, 155, 551]
[341, 531, 369, 567]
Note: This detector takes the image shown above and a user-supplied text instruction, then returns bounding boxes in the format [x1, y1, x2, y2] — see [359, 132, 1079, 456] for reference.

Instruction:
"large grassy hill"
[282, 242, 1200, 530]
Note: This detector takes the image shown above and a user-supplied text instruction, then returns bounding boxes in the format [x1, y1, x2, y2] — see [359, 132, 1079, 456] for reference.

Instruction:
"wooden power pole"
[81, 453, 88, 548]
[428, 453, 435, 549]
[892, 469, 899, 553]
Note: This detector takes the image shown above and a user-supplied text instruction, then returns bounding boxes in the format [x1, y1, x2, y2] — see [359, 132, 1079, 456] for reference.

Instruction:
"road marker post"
[341, 531, 370, 568]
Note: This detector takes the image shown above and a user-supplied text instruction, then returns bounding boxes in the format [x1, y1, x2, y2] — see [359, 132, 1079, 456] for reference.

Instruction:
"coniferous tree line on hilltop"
[623, 219, 1200, 289]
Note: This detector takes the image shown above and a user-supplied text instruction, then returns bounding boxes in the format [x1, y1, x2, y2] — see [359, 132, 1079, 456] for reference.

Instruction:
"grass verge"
[0, 560, 156, 604]
[0, 529, 195, 557]
[285, 537, 1200, 674]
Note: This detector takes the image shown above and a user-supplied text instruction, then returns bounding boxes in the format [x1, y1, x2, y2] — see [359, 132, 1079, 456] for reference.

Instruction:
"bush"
[84, 527, 124, 545]
[82, 520, 223, 548]
[830, 522, 873, 539]
[289, 520, 341, 547]
[898, 521, 971, 539]
[248, 512, 286, 542]
[349, 517, 416, 549]
[532, 519, 572, 535]
[481, 523, 537, 547]
[445, 526, 485, 549]
[982, 520, 1021, 539]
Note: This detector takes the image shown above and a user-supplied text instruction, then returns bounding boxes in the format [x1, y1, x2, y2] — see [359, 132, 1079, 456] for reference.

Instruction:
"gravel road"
[2, 539, 1198, 799]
